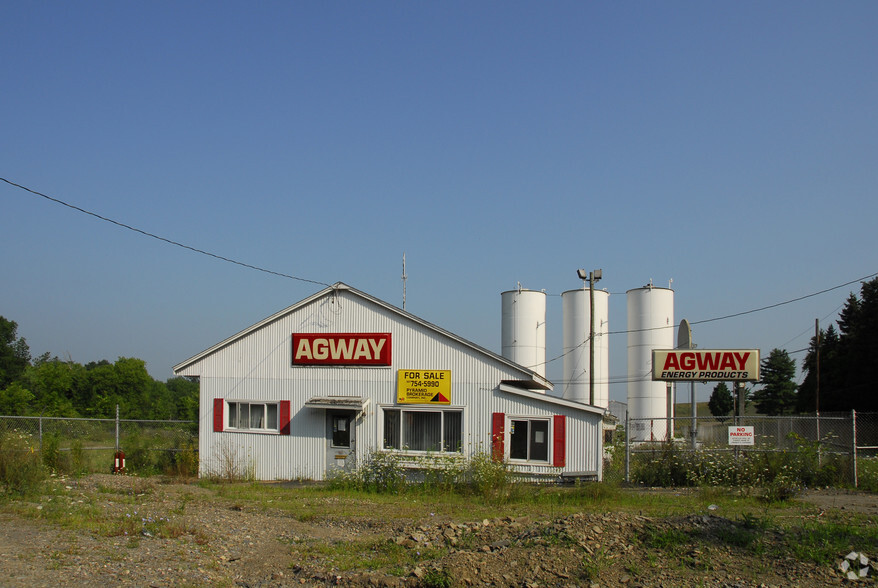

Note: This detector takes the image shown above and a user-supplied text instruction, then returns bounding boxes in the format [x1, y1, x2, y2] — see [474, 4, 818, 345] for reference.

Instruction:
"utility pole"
[587, 269, 602, 406]
[815, 318, 820, 413]
[576, 268, 602, 405]
[401, 252, 407, 311]
[816, 318, 822, 465]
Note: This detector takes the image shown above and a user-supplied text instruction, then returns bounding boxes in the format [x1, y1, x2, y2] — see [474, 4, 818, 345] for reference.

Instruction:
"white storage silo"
[561, 288, 609, 407]
[501, 287, 547, 378]
[627, 285, 674, 441]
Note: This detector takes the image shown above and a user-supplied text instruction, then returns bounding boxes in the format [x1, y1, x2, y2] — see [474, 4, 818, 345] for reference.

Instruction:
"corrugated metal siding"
[188, 289, 602, 481]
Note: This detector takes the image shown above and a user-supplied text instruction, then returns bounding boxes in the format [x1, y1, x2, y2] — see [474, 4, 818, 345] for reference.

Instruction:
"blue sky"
[2, 2, 876, 403]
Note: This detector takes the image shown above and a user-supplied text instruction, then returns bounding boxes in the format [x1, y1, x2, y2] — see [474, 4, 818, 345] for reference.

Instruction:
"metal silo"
[627, 284, 674, 441]
[561, 288, 610, 407]
[501, 286, 547, 378]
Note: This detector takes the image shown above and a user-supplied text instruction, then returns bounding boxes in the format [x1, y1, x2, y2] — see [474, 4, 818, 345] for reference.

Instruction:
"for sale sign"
[397, 370, 451, 404]
[728, 426, 755, 446]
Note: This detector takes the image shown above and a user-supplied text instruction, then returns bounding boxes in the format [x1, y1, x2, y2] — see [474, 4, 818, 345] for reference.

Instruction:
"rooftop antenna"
[401, 252, 408, 310]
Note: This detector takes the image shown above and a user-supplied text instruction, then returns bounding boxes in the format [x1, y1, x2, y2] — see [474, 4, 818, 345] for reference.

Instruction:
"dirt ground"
[0, 476, 874, 587]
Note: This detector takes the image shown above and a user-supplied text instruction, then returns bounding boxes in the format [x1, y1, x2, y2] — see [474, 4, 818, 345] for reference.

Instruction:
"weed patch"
[0, 430, 46, 497]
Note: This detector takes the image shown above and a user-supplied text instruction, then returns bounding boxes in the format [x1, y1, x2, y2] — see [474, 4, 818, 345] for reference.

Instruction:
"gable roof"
[173, 282, 552, 391]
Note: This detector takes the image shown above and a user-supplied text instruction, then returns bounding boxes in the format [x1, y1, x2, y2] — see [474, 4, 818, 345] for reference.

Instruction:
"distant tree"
[708, 382, 734, 422]
[19, 359, 79, 416]
[0, 316, 31, 388]
[797, 324, 840, 413]
[799, 277, 878, 412]
[751, 348, 797, 415]
[0, 382, 35, 416]
[166, 377, 199, 421]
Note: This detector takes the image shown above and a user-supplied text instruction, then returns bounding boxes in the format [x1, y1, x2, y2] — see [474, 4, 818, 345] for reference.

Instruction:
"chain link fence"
[623, 411, 878, 488]
[0, 413, 197, 475]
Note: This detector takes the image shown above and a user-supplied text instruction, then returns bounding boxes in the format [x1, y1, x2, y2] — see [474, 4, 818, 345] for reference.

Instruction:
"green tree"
[797, 324, 841, 413]
[799, 277, 878, 412]
[751, 348, 797, 415]
[166, 377, 199, 421]
[0, 382, 35, 415]
[708, 382, 734, 422]
[19, 359, 79, 416]
[0, 317, 31, 388]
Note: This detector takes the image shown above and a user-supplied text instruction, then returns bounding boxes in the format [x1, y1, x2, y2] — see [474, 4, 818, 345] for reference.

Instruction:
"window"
[214, 399, 291, 435]
[331, 414, 351, 448]
[383, 408, 462, 453]
[228, 402, 279, 431]
[509, 418, 550, 462]
[491, 413, 565, 467]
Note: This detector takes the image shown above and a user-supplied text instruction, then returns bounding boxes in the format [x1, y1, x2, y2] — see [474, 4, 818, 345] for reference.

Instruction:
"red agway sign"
[652, 349, 760, 382]
[292, 333, 392, 366]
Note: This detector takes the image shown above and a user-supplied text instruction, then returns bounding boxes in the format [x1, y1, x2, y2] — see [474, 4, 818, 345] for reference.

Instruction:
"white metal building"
[174, 283, 605, 481]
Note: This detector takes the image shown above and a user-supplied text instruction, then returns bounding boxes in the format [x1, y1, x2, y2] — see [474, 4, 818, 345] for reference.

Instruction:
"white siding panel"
[190, 288, 603, 481]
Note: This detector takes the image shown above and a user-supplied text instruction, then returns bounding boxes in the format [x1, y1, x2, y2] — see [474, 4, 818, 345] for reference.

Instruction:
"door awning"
[304, 396, 371, 412]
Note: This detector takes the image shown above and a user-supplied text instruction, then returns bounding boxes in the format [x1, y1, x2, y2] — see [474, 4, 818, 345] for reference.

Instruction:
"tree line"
[0, 316, 198, 420]
[709, 276, 878, 417]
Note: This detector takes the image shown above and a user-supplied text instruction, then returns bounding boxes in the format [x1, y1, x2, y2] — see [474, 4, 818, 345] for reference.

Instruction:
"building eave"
[174, 282, 552, 391]
[498, 383, 606, 416]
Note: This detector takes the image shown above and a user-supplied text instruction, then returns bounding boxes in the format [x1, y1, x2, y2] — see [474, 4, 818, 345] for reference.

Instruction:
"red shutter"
[553, 415, 566, 467]
[279, 400, 291, 435]
[213, 398, 224, 432]
[491, 412, 505, 462]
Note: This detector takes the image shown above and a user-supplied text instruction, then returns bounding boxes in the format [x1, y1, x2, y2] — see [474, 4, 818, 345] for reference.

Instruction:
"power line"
[605, 272, 877, 337]
[5, 178, 875, 344]
[1, 177, 330, 288]
[527, 271, 876, 370]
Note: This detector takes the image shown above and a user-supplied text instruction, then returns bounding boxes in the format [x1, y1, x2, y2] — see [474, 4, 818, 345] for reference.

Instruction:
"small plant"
[204, 439, 255, 483]
[420, 567, 452, 588]
[167, 440, 199, 478]
[70, 439, 86, 475]
[760, 470, 800, 503]
[328, 450, 407, 493]
[858, 456, 878, 492]
[638, 525, 690, 554]
[580, 548, 607, 581]
[0, 430, 46, 497]
[464, 452, 517, 503]
[41, 432, 71, 473]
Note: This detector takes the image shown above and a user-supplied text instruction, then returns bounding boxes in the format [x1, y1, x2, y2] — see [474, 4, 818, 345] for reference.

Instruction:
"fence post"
[39, 414, 43, 451]
[625, 413, 630, 484]
[115, 404, 120, 453]
[851, 409, 858, 489]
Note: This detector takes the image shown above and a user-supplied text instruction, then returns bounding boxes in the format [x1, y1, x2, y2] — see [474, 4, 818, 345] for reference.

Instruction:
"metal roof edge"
[498, 383, 606, 415]
[173, 283, 340, 373]
[173, 282, 549, 388]
[340, 283, 550, 387]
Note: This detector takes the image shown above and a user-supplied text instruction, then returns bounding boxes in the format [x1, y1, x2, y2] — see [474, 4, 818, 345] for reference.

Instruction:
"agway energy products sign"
[652, 349, 760, 382]
[292, 333, 391, 366]
[397, 370, 451, 404]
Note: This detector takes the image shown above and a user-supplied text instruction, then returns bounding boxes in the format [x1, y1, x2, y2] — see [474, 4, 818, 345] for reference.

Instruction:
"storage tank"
[501, 287, 547, 378]
[561, 288, 609, 407]
[627, 284, 674, 441]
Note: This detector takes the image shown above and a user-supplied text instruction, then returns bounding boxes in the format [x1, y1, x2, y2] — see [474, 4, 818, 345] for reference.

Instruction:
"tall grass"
[0, 431, 47, 497]
[628, 433, 854, 498]
[327, 451, 523, 503]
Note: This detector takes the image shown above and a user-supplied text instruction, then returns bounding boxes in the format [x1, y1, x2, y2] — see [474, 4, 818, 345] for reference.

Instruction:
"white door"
[326, 410, 356, 474]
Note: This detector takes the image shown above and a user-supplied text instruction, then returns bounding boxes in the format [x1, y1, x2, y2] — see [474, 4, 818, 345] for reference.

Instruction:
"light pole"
[577, 268, 602, 405]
